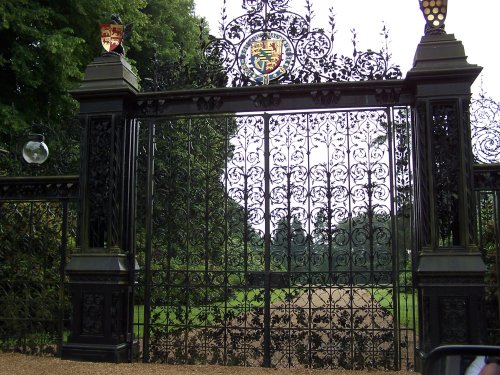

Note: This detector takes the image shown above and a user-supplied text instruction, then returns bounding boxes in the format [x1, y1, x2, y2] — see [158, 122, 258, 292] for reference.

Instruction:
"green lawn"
[373, 288, 418, 329]
[133, 287, 303, 336]
[133, 286, 418, 337]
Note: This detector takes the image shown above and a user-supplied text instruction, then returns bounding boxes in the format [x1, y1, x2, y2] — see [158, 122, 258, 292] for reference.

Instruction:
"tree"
[128, 0, 227, 90]
[0, 0, 240, 339]
[312, 208, 331, 272]
[0, 0, 215, 176]
[271, 216, 311, 273]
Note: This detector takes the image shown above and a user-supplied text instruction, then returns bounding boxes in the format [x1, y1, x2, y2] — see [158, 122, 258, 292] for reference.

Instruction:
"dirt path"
[176, 287, 408, 368]
[0, 353, 416, 375]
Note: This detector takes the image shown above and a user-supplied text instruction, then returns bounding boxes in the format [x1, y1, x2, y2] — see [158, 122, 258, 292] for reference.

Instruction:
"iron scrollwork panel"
[85, 115, 123, 249]
[476, 189, 500, 343]
[138, 107, 414, 370]
[267, 109, 396, 369]
[139, 115, 268, 366]
[81, 293, 105, 336]
[391, 107, 416, 369]
[431, 103, 461, 247]
[439, 297, 468, 344]
[470, 96, 500, 164]
[0, 200, 78, 355]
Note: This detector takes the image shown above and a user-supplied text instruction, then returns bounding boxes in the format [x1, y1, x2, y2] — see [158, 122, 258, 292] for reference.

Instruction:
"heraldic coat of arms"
[239, 32, 293, 85]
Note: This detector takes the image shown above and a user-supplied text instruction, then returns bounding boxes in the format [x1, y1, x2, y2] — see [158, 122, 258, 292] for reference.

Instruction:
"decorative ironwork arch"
[203, 0, 402, 86]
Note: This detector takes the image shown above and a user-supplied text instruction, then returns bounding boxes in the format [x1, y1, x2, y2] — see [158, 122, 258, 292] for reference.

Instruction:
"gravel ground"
[0, 353, 416, 375]
[0, 288, 415, 374]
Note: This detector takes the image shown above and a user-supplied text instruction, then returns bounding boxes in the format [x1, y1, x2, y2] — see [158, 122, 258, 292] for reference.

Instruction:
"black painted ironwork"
[133, 103, 415, 370]
[135, 81, 412, 117]
[0, 177, 78, 355]
[203, 0, 402, 86]
[475, 164, 500, 191]
[0, 176, 79, 201]
[0, 0, 492, 368]
[471, 96, 500, 164]
[62, 99, 140, 361]
[474, 164, 500, 344]
[432, 103, 461, 247]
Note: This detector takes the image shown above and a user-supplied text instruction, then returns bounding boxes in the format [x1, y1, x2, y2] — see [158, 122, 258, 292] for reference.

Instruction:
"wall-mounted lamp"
[22, 133, 49, 164]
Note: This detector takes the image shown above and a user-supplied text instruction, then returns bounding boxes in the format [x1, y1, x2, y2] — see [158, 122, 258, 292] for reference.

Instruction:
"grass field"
[133, 287, 302, 335]
[373, 288, 418, 329]
[134, 286, 418, 336]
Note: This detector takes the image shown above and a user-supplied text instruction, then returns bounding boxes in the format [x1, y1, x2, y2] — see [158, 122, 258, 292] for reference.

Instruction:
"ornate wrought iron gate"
[58, 0, 486, 368]
[130, 6, 417, 368]
[134, 101, 416, 369]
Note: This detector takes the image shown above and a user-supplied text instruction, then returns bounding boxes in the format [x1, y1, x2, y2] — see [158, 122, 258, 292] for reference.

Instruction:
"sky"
[194, 0, 500, 100]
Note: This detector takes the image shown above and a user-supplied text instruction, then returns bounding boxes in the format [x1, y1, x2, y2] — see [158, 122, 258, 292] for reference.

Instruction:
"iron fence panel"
[0, 199, 77, 355]
[476, 187, 500, 343]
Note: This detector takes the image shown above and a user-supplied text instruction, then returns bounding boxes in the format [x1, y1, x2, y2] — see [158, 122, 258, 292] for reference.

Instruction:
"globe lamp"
[22, 133, 49, 164]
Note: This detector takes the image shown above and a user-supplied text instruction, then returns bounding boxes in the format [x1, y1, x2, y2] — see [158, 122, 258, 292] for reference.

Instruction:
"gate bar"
[263, 113, 272, 367]
[142, 120, 155, 362]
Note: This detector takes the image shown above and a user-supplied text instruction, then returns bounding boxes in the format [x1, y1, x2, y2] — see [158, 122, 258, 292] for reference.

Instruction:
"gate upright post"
[407, 30, 485, 364]
[61, 54, 139, 362]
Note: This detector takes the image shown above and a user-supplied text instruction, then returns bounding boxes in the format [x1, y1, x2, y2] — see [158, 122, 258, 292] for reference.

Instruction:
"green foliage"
[373, 288, 418, 329]
[129, 0, 198, 70]
[137, 287, 303, 334]
[135, 115, 265, 307]
[310, 207, 413, 284]
[477, 192, 500, 336]
[0, 0, 222, 352]
[0, 0, 212, 176]
[271, 216, 311, 272]
[0, 202, 75, 353]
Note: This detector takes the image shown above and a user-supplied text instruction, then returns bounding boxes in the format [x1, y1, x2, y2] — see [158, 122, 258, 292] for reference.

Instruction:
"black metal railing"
[474, 164, 500, 344]
[0, 176, 79, 355]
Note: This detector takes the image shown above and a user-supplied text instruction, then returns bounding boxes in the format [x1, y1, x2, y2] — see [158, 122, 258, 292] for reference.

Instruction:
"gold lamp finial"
[419, 0, 448, 35]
